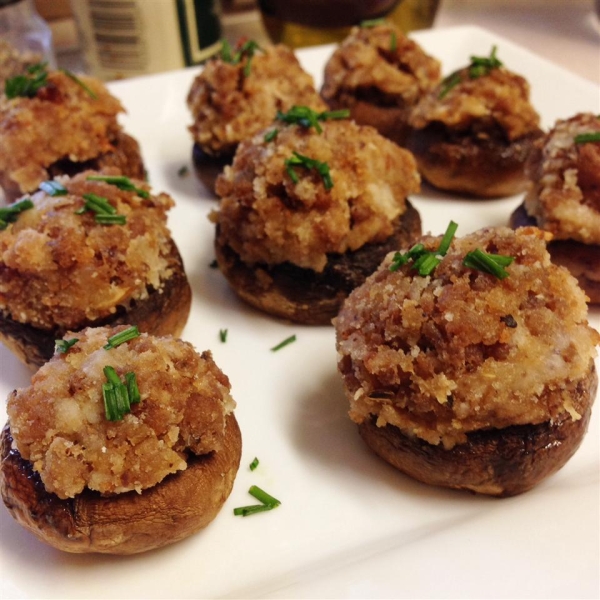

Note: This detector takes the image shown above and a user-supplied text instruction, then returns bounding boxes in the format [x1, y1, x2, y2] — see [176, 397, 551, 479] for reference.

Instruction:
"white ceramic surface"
[0, 26, 598, 600]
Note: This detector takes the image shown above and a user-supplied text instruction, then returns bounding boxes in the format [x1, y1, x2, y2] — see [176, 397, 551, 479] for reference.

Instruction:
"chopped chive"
[5, 62, 48, 99]
[125, 371, 141, 404]
[276, 106, 350, 133]
[103, 365, 122, 386]
[463, 248, 514, 279]
[54, 338, 78, 353]
[413, 252, 440, 276]
[102, 382, 119, 421]
[104, 325, 140, 349]
[219, 328, 228, 343]
[248, 485, 281, 506]
[360, 18, 386, 27]
[177, 165, 190, 177]
[264, 128, 279, 143]
[0, 199, 34, 229]
[249, 457, 259, 471]
[61, 69, 98, 99]
[39, 180, 67, 196]
[438, 72, 462, 99]
[437, 220, 459, 255]
[78, 193, 116, 215]
[270, 334, 296, 352]
[86, 175, 149, 199]
[574, 132, 600, 144]
[389, 222, 457, 276]
[390, 31, 397, 52]
[468, 45, 503, 79]
[220, 39, 262, 76]
[102, 366, 140, 420]
[94, 213, 126, 225]
[233, 504, 276, 517]
[284, 151, 333, 190]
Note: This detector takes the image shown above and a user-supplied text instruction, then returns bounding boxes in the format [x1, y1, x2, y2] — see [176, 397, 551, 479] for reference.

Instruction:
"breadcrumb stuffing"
[0, 70, 125, 194]
[0, 171, 175, 330]
[321, 24, 441, 109]
[187, 44, 326, 156]
[335, 226, 599, 449]
[409, 65, 540, 141]
[7, 326, 236, 499]
[214, 119, 420, 272]
[524, 113, 600, 244]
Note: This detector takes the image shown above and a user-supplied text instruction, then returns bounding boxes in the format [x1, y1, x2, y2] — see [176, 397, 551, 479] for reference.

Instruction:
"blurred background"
[25, 0, 600, 84]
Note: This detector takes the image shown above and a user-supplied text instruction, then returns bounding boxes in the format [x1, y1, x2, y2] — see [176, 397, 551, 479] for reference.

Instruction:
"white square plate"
[1, 25, 598, 600]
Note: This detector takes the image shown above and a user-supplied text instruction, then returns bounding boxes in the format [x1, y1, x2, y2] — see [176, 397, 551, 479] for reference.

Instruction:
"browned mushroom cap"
[0, 414, 242, 554]
[215, 202, 421, 324]
[358, 364, 597, 497]
[510, 204, 600, 303]
[406, 124, 542, 198]
[0, 239, 191, 368]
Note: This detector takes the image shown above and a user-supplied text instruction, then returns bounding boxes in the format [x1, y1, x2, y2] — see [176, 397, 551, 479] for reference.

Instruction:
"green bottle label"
[176, 0, 222, 65]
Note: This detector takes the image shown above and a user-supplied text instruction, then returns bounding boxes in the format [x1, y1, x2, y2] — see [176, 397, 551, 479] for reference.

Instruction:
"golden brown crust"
[187, 44, 326, 157]
[510, 203, 600, 303]
[0, 414, 242, 554]
[0, 172, 191, 367]
[214, 119, 420, 273]
[0, 70, 143, 201]
[215, 202, 421, 324]
[336, 227, 598, 446]
[336, 226, 599, 494]
[523, 113, 600, 244]
[406, 61, 542, 197]
[0, 238, 191, 367]
[358, 368, 595, 497]
[321, 24, 441, 145]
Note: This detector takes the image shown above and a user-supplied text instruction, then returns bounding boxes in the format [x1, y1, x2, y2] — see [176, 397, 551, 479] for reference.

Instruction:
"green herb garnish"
[270, 334, 297, 352]
[60, 69, 98, 99]
[462, 248, 514, 279]
[102, 366, 140, 421]
[55, 338, 78, 353]
[0, 198, 34, 229]
[249, 457, 259, 471]
[219, 328, 228, 343]
[264, 128, 278, 143]
[438, 71, 462, 99]
[104, 326, 140, 349]
[86, 175, 149, 199]
[39, 180, 67, 196]
[574, 132, 600, 144]
[285, 152, 333, 190]
[220, 39, 262, 77]
[233, 485, 281, 517]
[76, 192, 127, 225]
[177, 165, 189, 177]
[5, 62, 48, 99]
[438, 46, 503, 99]
[360, 18, 386, 28]
[390, 221, 458, 276]
[276, 106, 350, 134]
[390, 31, 397, 52]
[468, 45, 503, 78]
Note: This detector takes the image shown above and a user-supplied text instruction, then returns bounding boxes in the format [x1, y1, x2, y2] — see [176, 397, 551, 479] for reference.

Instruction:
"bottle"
[258, 0, 440, 49]
[0, 0, 56, 67]
[70, 0, 222, 80]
